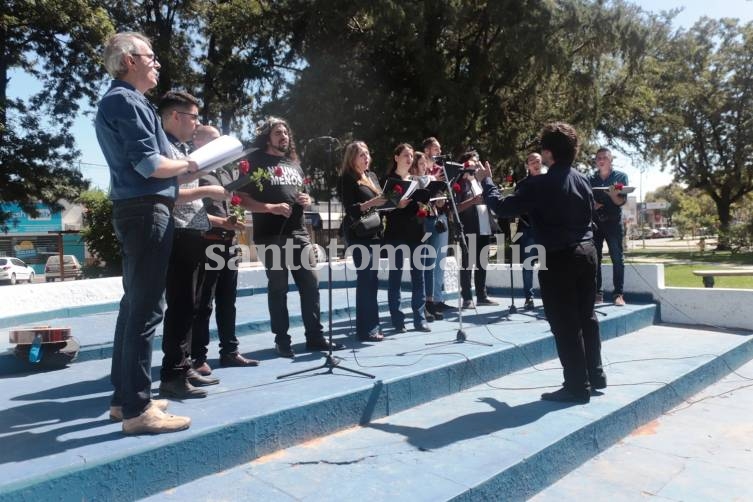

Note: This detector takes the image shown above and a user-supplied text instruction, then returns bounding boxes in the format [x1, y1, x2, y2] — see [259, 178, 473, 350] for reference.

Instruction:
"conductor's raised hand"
[475, 162, 492, 183]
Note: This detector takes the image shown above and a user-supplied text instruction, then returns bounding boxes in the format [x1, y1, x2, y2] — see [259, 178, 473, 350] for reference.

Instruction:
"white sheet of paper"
[188, 135, 245, 172]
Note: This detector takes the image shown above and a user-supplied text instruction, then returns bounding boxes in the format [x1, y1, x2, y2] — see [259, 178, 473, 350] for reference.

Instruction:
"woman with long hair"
[340, 141, 386, 342]
[410, 151, 446, 322]
[382, 143, 430, 332]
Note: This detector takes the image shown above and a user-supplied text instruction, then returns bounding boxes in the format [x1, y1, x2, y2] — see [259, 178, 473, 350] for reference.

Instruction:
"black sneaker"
[305, 338, 345, 352]
[275, 343, 295, 359]
[462, 299, 475, 310]
[541, 387, 590, 404]
[523, 297, 535, 311]
[424, 308, 435, 323]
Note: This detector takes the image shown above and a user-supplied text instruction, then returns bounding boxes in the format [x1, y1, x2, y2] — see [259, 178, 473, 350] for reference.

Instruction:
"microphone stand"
[426, 161, 491, 347]
[278, 137, 374, 380]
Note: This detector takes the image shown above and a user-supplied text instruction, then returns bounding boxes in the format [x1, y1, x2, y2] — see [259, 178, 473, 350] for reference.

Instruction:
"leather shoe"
[541, 387, 589, 404]
[110, 399, 169, 422]
[187, 368, 220, 386]
[122, 402, 191, 435]
[590, 374, 607, 390]
[426, 302, 444, 320]
[276, 343, 295, 358]
[434, 301, 455, 311]
[305, 338, 345, 351]
[193, 361, 212, 376]
[220, 353, 260, 367]
[414, 323, 431, 332]
[159, 378, 207, 399]
[359, 331, 384, 342]
[394, 324, 407, 333]
[476, 297, 499, 306]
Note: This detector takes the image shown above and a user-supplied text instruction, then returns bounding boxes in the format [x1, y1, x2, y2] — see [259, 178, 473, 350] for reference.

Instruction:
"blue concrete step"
[0, 303, 654, 501]
[0, 285, 463, 375]
[141, 323, 753, 502]
[534, 357, 753, 501]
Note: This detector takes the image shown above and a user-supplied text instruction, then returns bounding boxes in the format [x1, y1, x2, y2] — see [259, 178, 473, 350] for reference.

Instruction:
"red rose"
[231, 194, 242, 206]
[417, 208, 429, 218]
[614, 182, 624, 191]
[452, 182, 462, 193]
[506, 175, 514, 184]
[303, 177, 311, 185]
[238, 159, 250, 175]
[274, 166, 284, 177]
[464, 161, 472, 168]
[393, 184, 404, 195]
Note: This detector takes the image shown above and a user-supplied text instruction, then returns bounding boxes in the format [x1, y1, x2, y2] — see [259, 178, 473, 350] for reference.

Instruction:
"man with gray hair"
[95, 32, 198, 434]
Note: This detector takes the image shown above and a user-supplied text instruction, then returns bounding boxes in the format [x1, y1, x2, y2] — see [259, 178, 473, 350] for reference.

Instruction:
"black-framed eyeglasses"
[131, 53, 158, 62]
[176, 111, 199, 120]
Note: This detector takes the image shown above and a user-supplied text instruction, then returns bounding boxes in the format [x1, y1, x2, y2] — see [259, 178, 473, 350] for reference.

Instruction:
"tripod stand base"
[277, 354, 375, 379]
[425, 329, 493, 347]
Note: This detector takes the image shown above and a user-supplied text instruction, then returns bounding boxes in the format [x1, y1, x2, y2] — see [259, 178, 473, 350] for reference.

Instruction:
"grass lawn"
[621, 249, 753, 289]
[662, 264, 753, 289]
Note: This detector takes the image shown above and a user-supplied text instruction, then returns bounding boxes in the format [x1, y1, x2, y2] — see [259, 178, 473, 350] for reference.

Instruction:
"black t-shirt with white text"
[239, 150, 306, 242]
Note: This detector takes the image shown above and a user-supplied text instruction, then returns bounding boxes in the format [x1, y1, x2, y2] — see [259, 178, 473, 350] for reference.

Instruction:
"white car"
[0, 257, 36, 285]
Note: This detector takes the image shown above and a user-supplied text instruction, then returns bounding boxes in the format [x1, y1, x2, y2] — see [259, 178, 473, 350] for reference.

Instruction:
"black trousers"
[460, 233, 492, 301]
[161, 230, 207, 381]
[191, 241, 239, 363]
[538, 240, 604, 393]
[257, 234, 322, 345]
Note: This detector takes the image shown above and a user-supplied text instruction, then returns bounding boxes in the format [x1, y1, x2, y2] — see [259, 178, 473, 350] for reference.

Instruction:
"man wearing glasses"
[95, 32, 200, 435]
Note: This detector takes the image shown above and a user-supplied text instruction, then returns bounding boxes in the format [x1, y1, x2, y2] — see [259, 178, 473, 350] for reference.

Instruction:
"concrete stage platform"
[0, 292, 651, 498]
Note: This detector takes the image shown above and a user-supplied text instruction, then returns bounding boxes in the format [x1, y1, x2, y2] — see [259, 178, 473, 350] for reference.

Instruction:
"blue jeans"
[386, 242, 426, 328]
[519, 228, 537, 299]
[257, 234, 322, 345]
[351, 241, 381, 338]
[110, 197, 174, 419]
[594, 219, 624, 296]
[424, 215, 448, 302]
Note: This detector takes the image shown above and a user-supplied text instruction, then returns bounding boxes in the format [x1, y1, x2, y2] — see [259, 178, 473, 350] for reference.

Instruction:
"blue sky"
[8, 0, 753, 196]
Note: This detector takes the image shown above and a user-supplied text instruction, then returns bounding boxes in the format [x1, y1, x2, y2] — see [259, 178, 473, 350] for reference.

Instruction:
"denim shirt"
[589, 169, 629, 221]
[481, 163, 594, 251]
[95, 80, 178, 201]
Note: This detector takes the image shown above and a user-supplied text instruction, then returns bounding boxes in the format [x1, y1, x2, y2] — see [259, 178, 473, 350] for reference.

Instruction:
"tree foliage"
[645, 19, 753, 248]
[77, 189, 121, 275]
[0, 0, 114, 230]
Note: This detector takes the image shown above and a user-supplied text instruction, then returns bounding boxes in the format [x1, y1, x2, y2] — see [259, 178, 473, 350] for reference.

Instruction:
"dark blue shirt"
[589, 169, 628, 221]
[95, 80, 177, 201]
[481, 163, 594, 251]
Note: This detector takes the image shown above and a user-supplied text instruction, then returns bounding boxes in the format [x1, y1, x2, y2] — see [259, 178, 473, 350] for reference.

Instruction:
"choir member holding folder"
[339, 141, 386, 342]
[381, 143, 430, 333]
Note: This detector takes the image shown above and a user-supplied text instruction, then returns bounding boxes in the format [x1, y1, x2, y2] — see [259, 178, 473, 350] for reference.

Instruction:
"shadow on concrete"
[0, 394, 121, 464]
[368, 396, 577, 451]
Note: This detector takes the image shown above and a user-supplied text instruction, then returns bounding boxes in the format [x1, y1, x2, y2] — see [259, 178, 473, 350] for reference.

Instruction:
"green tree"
[0, 0, 114, 230]
[263, 0, 667, 191]
[77, 190, 120, 276]
[645, 19, 753, 249]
